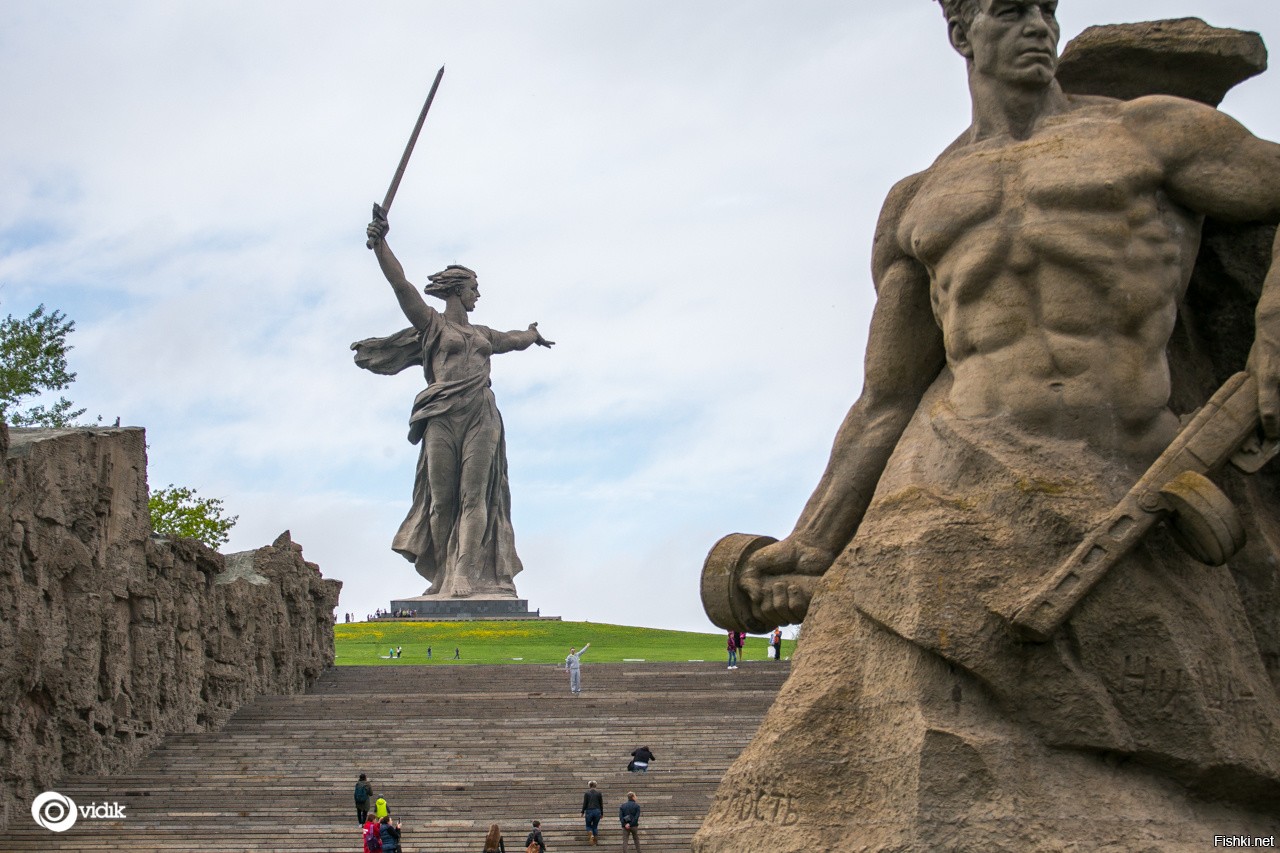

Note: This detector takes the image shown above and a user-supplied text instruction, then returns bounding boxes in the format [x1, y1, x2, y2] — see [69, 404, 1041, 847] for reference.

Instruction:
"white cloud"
[2, 0, 1278, 631]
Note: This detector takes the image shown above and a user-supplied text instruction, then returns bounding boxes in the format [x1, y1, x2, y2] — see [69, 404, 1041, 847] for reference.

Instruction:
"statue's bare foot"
[451, 579, 473, 598]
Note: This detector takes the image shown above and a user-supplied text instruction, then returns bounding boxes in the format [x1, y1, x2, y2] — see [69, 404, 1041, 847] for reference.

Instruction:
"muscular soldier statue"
[694, 2, 1280, 849]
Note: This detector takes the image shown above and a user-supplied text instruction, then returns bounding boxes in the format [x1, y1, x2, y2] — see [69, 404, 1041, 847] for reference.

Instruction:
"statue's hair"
[424, 264, 478, 298]
[935, 0, 979, 26]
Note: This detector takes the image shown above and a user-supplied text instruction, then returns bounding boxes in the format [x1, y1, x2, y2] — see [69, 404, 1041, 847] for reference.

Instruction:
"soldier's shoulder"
[1063, 92, 1123, 109]
[883, 169, 931, 216]
[1115, 93, 1225, 128]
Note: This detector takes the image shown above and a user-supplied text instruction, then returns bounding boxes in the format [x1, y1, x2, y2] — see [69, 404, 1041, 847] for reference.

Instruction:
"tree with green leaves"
[0, 303, 239, 548]
[0, 304, 87, 427]
[148, 484, 239, 549]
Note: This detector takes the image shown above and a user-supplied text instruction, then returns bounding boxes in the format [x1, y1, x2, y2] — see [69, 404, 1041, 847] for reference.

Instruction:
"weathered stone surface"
[696, 13, 1280, 852]
[1060, 20, 1279, 715]
[0, 425, 341, 830]
[1058, 17, 1267, 106]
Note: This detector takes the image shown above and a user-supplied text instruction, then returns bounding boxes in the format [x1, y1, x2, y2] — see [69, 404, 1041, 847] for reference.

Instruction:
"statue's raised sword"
[366, 65, 446, 249]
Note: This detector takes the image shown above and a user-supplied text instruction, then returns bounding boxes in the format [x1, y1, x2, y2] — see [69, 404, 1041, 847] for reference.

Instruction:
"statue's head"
[935, 0, 978, 27]
[425, 264, 480, 310]
[936, 0, 1060, 87]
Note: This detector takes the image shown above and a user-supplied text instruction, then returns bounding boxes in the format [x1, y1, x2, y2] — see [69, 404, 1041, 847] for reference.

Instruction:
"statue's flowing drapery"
[352, 316, 523, 597]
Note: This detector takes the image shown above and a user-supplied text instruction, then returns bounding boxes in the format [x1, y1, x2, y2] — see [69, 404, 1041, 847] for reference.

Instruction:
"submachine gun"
[1006, 371, 1280, 640]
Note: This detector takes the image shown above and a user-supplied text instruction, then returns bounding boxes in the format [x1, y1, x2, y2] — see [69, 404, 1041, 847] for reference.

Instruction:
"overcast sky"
[2, 1, 1277, 633]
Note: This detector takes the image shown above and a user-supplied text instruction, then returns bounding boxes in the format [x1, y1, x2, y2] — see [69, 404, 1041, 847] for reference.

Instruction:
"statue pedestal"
[387, 595, 545, 620]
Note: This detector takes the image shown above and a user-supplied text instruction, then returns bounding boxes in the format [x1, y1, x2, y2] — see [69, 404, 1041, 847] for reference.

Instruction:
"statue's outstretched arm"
[490, 322, 555, 354]
[741, 178, 944, 627]
[366, 218, 434, 331]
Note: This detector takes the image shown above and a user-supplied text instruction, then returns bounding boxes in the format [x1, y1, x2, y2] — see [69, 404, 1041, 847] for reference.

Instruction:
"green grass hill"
[334, 620, 793, 666]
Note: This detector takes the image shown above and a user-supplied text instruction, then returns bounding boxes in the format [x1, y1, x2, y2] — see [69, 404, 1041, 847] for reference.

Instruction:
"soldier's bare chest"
[901, 117, 1165, 266]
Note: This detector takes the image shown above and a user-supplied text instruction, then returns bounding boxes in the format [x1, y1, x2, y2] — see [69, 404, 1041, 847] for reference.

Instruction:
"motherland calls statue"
[354, 218, 552, 599]
[696, 5, 1280, 850]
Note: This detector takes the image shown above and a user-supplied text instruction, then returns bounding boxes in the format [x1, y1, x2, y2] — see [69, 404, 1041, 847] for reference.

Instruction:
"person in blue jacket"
[619, 792, 641, 851]
[379, 815, 402, 852]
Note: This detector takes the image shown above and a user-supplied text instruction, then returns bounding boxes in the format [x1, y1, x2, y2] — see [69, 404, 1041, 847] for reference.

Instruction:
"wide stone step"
[8, 661, 786, 851]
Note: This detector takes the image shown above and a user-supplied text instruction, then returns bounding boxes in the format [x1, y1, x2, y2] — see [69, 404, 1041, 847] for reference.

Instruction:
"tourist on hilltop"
[564, 643, 591, 695]
[454, 647, 461, 660]
[482, 822, 506, 852]
[581, 780, 604, 845]
[771, 627, 783, 662]
[619, 792, 641, 852]
[525, 819, 547, 852]
[725, 631, 738, 670]
[427, 645, 432, 659]
[355, 772, 373, 825]
[379, 815, 402, 853]
[735, 631, 746, 664]
[627, 746, 654, 773]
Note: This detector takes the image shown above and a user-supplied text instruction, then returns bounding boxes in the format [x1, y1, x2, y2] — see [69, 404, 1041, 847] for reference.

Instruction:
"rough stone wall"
[0, 425, 342, 830]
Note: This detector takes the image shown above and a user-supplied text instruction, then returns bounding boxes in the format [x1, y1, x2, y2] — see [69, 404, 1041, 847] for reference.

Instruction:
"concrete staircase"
[7, 662, 787, 851]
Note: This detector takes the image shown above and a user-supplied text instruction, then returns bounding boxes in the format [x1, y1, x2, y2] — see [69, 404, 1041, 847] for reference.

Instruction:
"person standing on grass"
[726, 631, 738, 670]
[565, 643, 591, 695]
[771, 627, 783, 661]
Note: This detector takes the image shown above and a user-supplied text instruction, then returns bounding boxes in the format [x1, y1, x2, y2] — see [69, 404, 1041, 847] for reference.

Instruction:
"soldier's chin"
[1014, 57, 1056, 85]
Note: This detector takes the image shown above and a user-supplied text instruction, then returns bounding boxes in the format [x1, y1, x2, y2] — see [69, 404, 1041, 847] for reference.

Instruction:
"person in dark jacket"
[619, 792, 641, 851]
[525, 819, 546, 852]
[581, 780, 604, 845]
[355, 773, 372, 825]
[379, 815, 402, 852]
[627, 746, 654, 773]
